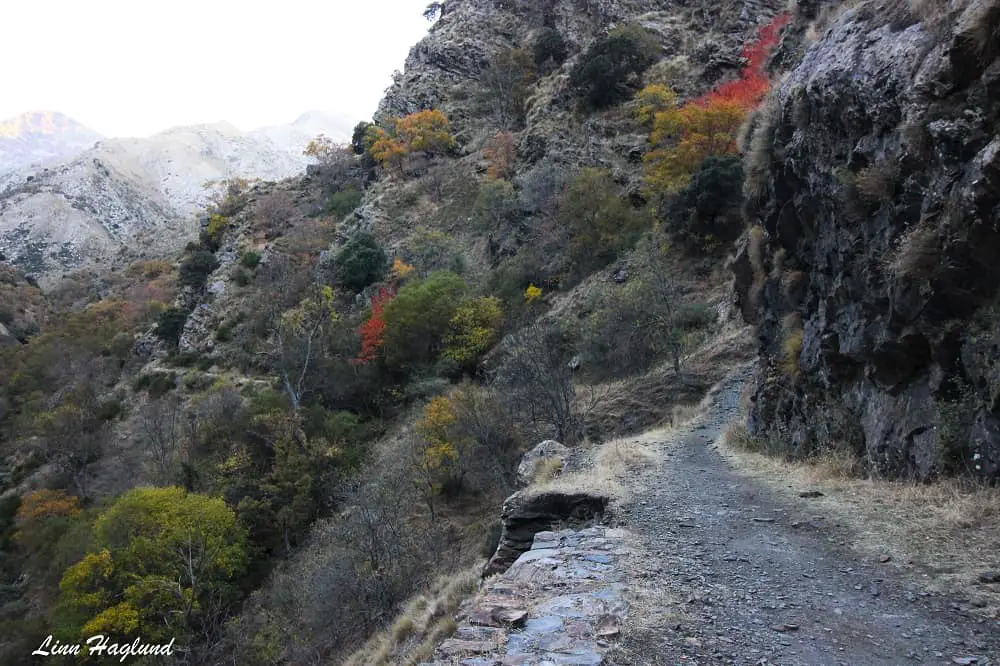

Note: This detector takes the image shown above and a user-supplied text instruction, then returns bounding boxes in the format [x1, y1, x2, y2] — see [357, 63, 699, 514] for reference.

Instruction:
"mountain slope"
[0, 112, 353, 285]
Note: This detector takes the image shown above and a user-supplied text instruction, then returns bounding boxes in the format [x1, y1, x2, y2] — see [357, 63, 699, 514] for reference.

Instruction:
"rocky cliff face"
[736, 0, 1000, 480]
[362, 0, 787, 274]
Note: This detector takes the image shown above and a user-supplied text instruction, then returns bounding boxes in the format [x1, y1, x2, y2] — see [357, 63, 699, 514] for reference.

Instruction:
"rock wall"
[432, 527, 631, 666]
[736, 0, 1000, 480]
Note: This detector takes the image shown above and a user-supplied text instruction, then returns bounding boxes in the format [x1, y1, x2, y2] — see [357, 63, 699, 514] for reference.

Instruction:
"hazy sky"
[1, 0, 430, 137]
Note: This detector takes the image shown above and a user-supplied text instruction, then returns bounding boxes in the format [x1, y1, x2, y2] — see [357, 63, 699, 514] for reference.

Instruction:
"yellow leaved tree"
[412, 395, 468, 520]
[366, 109, 457, 172]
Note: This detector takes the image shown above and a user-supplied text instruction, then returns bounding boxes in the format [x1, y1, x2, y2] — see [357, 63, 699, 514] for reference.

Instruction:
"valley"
[0, 0, 998, 664]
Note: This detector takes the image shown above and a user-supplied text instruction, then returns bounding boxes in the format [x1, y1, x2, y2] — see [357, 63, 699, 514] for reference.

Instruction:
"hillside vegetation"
[1, 0, 997, 664]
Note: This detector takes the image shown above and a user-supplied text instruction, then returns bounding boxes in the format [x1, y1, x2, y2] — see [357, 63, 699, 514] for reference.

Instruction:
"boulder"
[483, 491, 608, 578]
[517, 440, 569, 487]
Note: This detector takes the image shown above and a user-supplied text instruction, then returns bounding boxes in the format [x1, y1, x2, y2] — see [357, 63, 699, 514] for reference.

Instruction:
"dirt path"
[610, 366, 1000, 666]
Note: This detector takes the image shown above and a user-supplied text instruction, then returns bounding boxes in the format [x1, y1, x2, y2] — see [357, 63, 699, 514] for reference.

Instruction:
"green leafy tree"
[351, 122, 373, 155]
[273, 286, 339, 410]
[334, 232, 388, 292]
[180, 250, 219, 290]
[219, 409, 340, 556]
[327, 186, 363, 219]
[665, 154, 745, 249]
[533, 28, 568, 70]
[56, 487, 248, 646]
[382, 272, 466, 368]
[155, 307, 187, 347]
[558, 168, 651, 278]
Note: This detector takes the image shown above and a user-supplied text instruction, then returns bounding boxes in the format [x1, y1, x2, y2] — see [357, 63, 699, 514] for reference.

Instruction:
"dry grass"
[770, 246, 787, 280]
[527, 432, 664, 503]
[781, 269, 809, 305]
[853, 162, 900, 207]
[603, 581, 684, 666]
[742, 93, 782, 202]
[720, 426, 1000, 617]
[533, 456, 565, 484]
[888, 222, 941, 280]
[343, 566, 481, 666]
[584, 323, 756, 440]
[746, 226, 768, 312]
[964, 0, 1000, 60]
[780, 313, 804, 378]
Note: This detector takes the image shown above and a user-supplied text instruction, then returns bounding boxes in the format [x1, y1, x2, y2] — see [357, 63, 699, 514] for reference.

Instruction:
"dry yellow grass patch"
[343, 566, 481, 666]
[720, 424, 1000, 617]
[527, 433, 664, 503]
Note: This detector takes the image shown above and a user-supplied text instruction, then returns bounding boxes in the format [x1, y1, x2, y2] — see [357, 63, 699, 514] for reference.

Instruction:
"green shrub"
[382, 271, 467, 368]
[534, 28, 568, 69]
[233, 267, 252, 287]
[334, 232, 388, 292]
[569, 25, 659, 108]
[133, 371, 177, 398]
[674, 303, 717, 330]
[202, 214, 230, 250]
[96, 399, 124, 422]
[216, 321, 234, 342]
[168, 351, 201, 367]
[240, 251, 262, 270]
[403, 227, 466, 276]
[558, 169, 651, 280]
[473, 179, 519, 230]
[351, 122, 373, 155]
[665, 155, 744, 250]
[155, 308, 188, 347]
[179, 250, 219, 289]
[327, 186, 364, 219]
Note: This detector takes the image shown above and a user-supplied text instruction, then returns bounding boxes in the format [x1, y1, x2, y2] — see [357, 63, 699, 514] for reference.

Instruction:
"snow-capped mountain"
[0, 111, 103, 173]
[0, 110, 355, 286]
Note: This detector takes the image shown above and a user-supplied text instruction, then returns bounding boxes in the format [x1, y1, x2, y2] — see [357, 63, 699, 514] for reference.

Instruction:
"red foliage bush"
[352, 287, 395, 365]
[696, 13, 791, 111]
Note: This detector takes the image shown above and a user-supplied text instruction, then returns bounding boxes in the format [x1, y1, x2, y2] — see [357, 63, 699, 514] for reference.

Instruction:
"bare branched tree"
[492, 324, 581, 443]
[137, 395, 185, 480]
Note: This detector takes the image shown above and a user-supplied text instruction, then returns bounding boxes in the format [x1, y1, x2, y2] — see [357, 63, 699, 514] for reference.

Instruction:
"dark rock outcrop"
[738, 0, 1000, 480]
[483, 491, 608, 577]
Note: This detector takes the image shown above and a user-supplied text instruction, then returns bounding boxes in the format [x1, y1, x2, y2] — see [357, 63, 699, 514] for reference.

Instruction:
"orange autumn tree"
[484, 131, 517, 180]
[16, 489, 82, 524]
[642, 13, 791, 193]
[367, 109, 457, 171]
[397, 109, 457, 156]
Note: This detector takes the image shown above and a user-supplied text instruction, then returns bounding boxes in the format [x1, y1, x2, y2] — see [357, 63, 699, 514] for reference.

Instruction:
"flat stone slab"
[426, 527, 632, 665]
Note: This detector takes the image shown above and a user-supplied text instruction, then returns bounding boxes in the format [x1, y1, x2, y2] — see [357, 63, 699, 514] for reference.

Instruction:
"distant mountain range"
[0, 111, 103, 173]
[0, 110, 356, 286]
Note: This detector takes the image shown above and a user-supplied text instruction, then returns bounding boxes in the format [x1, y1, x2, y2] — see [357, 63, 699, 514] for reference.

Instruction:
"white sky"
[1, 0, 431, 137]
